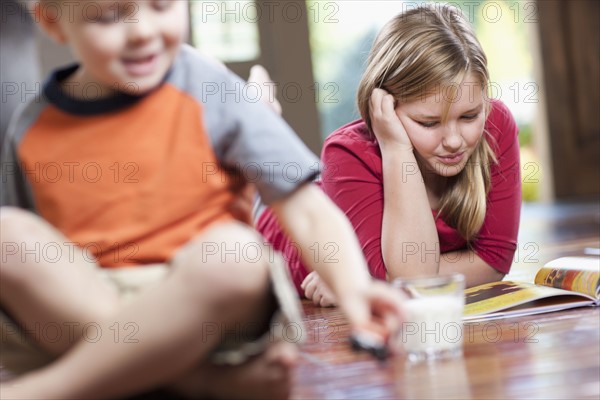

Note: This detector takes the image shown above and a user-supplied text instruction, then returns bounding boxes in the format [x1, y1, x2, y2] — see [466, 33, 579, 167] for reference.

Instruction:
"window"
[190, 0, 260, 62]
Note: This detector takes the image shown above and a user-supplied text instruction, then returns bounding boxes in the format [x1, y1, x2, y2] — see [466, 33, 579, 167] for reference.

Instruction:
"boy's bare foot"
[172, 339, 298, 399]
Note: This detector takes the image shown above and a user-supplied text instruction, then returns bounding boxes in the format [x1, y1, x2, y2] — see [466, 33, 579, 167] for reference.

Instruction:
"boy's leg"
[2, 221, 287, 399]
[0, 207, 120, 356]
[171, 339, 297, 400]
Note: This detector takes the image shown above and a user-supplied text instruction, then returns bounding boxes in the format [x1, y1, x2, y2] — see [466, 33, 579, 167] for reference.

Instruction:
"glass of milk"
[392, 273, 465, 362]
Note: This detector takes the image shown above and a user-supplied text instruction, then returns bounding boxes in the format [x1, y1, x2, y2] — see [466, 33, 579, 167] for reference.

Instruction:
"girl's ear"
[35, 2, 68, 44]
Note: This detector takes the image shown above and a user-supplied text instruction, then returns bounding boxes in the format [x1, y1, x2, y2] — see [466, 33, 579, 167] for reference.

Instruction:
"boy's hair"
[357, 4, 497, 242]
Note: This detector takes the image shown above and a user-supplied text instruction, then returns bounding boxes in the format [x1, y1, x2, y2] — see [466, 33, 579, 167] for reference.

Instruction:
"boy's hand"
[338, 280, 405, 355]
[270, 185, 405, 356]
[302, 271, 405, 355]
[301, 271, 337, 307]
[369, 88, 413, 152]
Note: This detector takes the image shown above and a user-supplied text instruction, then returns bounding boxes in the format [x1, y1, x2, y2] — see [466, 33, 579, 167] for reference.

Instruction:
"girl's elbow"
[384, 256, 439, 280]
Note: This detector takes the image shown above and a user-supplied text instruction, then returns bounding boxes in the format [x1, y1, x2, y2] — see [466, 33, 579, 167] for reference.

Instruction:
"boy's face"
[41, 0, 188, 96]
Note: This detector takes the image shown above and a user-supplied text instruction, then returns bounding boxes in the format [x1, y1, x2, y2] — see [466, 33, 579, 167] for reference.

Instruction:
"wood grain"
[292, 202, 600, 399]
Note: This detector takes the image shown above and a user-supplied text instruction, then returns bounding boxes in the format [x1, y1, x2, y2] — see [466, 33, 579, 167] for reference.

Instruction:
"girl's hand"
[300, 271, 337, 307]
[248, 65, 282, 115]
[369, 88, 413, 151]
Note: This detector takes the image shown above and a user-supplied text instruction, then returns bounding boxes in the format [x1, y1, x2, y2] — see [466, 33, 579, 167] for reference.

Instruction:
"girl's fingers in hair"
[370, 89, 382, 116]
[370, 88, 387, 117]
[380, 93, 397, 118]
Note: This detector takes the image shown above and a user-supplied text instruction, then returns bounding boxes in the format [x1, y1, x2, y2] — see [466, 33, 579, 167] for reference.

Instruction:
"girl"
[257, 4, 521, 306]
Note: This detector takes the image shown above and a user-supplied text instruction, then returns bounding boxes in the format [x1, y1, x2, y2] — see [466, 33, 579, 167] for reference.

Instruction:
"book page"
[534, 257, 600, 298]
[464, 281, 595, 319]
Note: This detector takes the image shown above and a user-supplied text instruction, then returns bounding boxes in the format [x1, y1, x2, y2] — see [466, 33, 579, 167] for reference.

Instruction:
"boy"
[0, 1, 403, 398]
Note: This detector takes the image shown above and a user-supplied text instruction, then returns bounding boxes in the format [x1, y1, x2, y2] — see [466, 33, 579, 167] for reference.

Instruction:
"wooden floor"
[291, 201, 600, 399]
[1, 201, 598, 399]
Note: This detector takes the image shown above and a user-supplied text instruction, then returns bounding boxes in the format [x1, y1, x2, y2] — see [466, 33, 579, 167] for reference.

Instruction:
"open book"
[463, 256, 600, 321]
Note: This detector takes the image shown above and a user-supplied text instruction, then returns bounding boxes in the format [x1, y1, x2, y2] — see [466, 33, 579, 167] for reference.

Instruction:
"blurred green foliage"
[518, 124, 533, 147]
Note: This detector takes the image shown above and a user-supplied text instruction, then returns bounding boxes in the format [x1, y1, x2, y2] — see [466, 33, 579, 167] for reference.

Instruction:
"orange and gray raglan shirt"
[1, 44, 319, 268]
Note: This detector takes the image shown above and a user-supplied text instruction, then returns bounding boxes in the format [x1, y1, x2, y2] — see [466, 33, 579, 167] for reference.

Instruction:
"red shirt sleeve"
[321, 121, 388, 280]
[470, 100, 521, 274]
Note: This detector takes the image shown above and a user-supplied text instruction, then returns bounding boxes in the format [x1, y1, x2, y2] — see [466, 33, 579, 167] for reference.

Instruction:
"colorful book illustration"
[464, 256, 600, 321]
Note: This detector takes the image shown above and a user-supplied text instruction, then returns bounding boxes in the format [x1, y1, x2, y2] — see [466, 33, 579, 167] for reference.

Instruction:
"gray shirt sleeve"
[169, 45, 321, 205]
[1, 101, 40, 211]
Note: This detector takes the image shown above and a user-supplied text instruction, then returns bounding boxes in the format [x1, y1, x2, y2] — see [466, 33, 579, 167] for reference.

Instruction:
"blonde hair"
[357, 4, 497, 242]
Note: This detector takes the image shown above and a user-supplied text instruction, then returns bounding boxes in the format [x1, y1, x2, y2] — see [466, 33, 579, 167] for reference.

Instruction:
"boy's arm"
[271, 183, 403, 336]
[1, 119, 35, 210]
[247, 65, 403, 337]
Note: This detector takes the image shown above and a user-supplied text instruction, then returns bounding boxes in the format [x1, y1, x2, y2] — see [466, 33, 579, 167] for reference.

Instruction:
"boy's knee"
[1, 208, 34, 271]
[176, 259, 270, 310]
[172, 222, 271, 304]
[1, 206, 33, 229]
[1, 208, 39, 267]
[0, 207, 45, 241]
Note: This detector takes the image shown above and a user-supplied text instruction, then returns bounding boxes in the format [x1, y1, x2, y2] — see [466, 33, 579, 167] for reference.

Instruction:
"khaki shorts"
[0, 253, 304, 376]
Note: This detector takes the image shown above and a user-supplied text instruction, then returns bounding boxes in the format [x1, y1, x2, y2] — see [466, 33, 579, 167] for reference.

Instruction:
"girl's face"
[395, 73, 486, 179]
